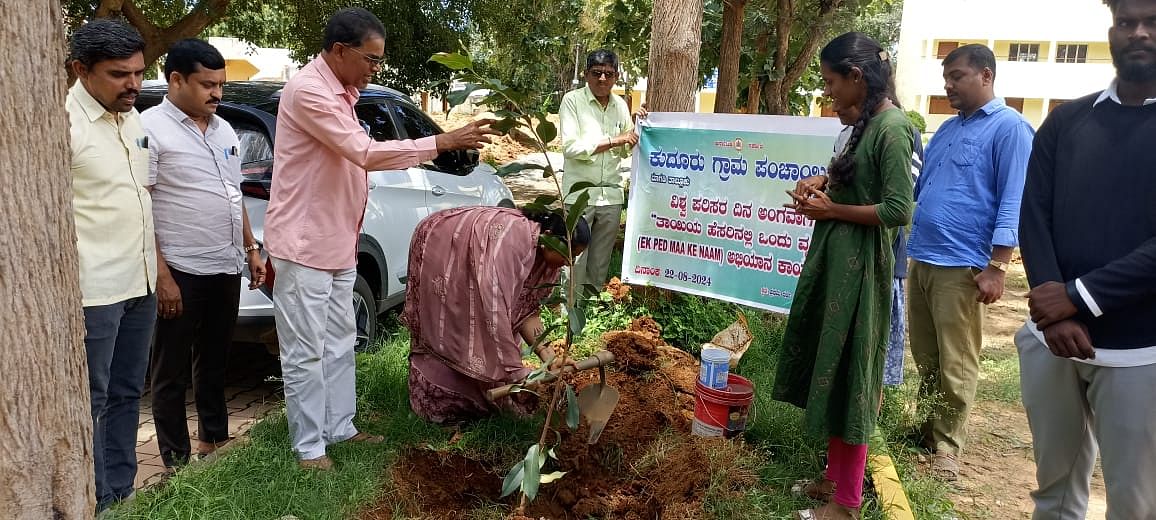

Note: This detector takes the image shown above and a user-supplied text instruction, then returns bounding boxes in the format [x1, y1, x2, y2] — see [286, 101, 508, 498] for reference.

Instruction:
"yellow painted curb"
[869, 452, 915, 520]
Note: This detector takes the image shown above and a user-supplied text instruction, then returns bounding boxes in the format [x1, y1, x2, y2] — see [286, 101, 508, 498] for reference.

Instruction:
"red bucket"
[692, 373, 755, 438]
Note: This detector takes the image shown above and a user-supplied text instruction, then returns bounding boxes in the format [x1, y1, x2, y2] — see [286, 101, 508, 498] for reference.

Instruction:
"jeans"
[85, 293, 156, 511]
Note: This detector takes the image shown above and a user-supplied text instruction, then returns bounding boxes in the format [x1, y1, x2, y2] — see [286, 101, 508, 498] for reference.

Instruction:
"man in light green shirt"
[560, 49, 643, 296]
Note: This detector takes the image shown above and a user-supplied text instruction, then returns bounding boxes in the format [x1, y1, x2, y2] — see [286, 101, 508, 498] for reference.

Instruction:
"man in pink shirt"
[264, 7, 497, 469]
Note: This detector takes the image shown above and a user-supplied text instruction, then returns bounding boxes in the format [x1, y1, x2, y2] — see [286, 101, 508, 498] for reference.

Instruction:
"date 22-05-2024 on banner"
[621, 112, 844, 315]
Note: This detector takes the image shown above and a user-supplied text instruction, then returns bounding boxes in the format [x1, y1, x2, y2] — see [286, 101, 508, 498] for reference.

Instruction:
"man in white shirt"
[141, 39, 265, 473]
[66, 19, 155, 511]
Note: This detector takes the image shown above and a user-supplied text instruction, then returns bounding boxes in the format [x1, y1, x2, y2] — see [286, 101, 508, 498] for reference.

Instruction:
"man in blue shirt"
[906, 44, 1034, 480]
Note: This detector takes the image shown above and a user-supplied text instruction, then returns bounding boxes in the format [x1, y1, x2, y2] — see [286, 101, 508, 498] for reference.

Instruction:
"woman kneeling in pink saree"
[402, 207, 590, 424]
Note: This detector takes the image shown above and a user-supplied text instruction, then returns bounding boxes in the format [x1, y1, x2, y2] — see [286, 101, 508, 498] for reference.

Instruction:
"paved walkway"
[133, 345, 283, 489]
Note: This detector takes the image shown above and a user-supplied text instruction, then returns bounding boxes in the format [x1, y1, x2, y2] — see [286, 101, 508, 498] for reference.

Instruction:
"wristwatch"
[244, 243, 261, 254]
[988, 259, 1008, 272]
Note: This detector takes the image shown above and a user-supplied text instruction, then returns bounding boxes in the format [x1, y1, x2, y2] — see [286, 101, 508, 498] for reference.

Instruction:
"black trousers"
[150, 268, 241, 467]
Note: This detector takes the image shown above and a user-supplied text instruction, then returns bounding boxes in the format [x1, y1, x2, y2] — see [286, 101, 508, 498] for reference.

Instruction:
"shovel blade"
[577, 383, 620, 444]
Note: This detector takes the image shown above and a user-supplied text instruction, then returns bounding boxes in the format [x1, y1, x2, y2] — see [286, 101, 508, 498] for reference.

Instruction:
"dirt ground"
[439, 110, 560, 205]
[438, 109, 540, 165]
[361, 318, 757, 520]
[942, 260, 1107, 520]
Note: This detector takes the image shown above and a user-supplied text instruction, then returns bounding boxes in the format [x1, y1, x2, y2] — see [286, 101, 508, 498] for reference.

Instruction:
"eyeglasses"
[341, 44, 386, 66]
[587, 69, 618, 80]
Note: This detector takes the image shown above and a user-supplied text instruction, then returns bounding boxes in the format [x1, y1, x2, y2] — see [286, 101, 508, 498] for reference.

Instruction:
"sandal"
[791, 477, 836, 501]
[930, 453, 960, 481]
[343, 431, 385, 444]
[796, 502, 859, 520]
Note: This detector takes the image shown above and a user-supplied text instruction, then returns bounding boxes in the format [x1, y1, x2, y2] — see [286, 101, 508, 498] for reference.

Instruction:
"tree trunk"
[762, 0, 795, 115]
[0, 0, 94, 518]
[647, 0, 704, 112]
[712, 0, 747, 113]
[745, 30, 771, 113]
[763, 79, 791, 115]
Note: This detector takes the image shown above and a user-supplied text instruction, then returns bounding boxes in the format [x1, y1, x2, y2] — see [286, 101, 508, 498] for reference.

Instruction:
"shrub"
[905, 110, 927, 134]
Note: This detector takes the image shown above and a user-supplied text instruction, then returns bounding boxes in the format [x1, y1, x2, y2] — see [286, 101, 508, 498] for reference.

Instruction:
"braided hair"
[821, 32, 899, 187]
[520, 208, 591, 247]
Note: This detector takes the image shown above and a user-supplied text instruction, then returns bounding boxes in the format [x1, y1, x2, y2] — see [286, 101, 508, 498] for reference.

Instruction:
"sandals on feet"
[930, 453, 960, 481]
[791, 477, 836, 501]
[796, 502, 859, 520]
[345, 431, 385, 444]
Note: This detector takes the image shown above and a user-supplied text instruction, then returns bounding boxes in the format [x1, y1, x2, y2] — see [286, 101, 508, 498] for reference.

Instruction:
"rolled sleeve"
[991, 120, 1034, 248]
[992, 227, 1018, 248]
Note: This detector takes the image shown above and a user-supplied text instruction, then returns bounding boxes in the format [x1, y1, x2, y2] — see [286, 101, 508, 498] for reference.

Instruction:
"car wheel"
[353, 275, 379, 353]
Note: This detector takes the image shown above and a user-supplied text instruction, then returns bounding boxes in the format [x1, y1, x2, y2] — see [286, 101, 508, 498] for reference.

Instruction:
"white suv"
[137, 81, 515, 351]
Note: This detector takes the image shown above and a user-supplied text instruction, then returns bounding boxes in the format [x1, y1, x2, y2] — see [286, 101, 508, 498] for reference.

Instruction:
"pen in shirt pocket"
[224, 145, 238, 159]
[136, 136, 148, 149]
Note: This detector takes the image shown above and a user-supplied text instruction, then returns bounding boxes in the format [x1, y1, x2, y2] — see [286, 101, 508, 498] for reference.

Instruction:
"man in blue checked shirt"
[905, 44, 1034, 481]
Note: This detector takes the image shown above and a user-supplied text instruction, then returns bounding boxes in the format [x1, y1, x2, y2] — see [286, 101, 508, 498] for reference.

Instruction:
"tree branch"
[121, 0, 233, 65]
[771, 0, 793, 79]
[781, 0, 844, 86]
[120, 0, 158, 38]
[95, 0, 126, 18]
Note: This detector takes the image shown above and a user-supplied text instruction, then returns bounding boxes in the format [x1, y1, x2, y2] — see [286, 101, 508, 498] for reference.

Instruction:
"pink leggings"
[825, 436, 868, 509]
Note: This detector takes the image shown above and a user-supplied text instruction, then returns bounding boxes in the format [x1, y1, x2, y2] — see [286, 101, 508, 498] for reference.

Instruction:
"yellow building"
[612, 77, 720, 114]
[894, 0, 1116, 132]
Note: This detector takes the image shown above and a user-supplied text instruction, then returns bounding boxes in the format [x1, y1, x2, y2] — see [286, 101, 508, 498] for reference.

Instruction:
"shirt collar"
[1093, 79, 1156, 106]
[313, 55, 360, 100]
[581, 85, 617, 108]
[159, 96, 220, 131]
[70, 81, 121, 123]
[960, 97, 1005, 119]
[581, 85, 599, 105]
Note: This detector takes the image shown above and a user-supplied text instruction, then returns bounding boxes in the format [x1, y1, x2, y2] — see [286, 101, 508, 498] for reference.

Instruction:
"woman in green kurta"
[772, 32, 914, 520]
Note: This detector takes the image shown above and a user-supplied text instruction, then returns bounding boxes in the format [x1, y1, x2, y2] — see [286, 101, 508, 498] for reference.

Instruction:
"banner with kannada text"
[622, 112, 844, 314]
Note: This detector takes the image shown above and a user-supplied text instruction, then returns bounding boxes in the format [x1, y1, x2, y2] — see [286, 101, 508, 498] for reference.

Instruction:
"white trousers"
[270, 257, 359, 460]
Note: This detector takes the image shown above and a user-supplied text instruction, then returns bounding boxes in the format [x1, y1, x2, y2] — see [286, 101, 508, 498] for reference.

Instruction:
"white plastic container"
[698, 345, 731, 390]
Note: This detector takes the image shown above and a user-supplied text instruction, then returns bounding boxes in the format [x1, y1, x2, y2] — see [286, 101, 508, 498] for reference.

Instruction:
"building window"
[929, 96, 955, 115]
[1057, 44, 1088, 63]
[1005, 97, 1026, 112]
[1009, 43, 1040, 62]
[936, 41, 960, 59]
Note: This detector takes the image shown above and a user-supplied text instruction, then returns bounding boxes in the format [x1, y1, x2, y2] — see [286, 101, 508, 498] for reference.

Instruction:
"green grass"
[975, 344, 1023, 403]
[110, 296, 961, 519]
[876, 382, 963, 519]
[108, 329, 429, 520]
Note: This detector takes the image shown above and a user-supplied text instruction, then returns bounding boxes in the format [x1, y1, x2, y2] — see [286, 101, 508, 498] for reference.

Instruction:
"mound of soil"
[368, 323, 757, 519]
[602, 317, 666, 373]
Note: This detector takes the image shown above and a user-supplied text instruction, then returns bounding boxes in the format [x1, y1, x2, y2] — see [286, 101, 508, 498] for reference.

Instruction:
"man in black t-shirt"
[1017, 1, 1156, 517]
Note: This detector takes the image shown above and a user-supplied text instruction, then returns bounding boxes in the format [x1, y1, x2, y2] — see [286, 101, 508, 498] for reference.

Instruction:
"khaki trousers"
[568, 204, 621, 297]
[907, 260, 983, 456]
